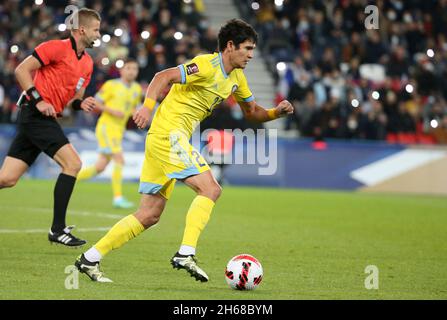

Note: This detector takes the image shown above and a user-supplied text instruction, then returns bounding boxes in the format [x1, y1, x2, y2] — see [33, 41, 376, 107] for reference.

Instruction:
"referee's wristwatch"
[26, 86, 43, 104]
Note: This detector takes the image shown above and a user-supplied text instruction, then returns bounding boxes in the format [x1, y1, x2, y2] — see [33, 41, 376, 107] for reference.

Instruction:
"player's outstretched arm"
[133, 67, 182, 129]
[238, 99, 294, 123]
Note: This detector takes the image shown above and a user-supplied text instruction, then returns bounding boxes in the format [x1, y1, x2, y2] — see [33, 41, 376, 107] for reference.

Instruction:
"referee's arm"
[14, 56, 41, 92]
[15, 55, 57, 118]
[67, 87, 97, 113]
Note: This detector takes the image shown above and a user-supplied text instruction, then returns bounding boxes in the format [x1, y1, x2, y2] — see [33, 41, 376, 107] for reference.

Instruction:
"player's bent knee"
[135, 208, 161, 229]
[112, 154, 125, 165]
[213, 184, 223, 200]
[141, 214, 160, 229]
[115, 158, 125, 166]
[201, 183, 222, 202]
[96, 164, 107, 173]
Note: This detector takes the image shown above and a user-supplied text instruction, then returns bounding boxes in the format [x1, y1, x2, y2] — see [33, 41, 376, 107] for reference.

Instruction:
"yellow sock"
[181, 195, 215, 248]
[112, 163, 123, 198]
[77, 165, 97, 181]
[94, 214, 145, 257]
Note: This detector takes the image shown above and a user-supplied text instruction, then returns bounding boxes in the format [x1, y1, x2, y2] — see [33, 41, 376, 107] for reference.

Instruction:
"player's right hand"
[36, 101, 57, 118]
[133, 106, 151, 129]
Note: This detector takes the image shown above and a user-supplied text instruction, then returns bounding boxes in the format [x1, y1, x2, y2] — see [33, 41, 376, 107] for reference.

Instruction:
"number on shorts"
[191, 150, 206, 167]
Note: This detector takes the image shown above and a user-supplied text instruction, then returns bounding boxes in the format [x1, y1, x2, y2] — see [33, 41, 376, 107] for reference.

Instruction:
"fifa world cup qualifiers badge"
[186, 63, 199, 75]
[76, 78, 85, 92]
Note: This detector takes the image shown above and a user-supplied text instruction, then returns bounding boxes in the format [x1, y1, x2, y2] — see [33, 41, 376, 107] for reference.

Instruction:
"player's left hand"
[81, 97, 97, 113]
[133, 106, 151, 129]
[275, 100, 294, 117]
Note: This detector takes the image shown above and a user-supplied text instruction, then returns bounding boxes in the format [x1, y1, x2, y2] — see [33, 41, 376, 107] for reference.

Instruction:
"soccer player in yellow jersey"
[77, 59, 143, 209]
[75, 19, 293, 282]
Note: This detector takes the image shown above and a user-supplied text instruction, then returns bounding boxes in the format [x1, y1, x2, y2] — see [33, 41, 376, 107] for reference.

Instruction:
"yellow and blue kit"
[95, 79, 143, 154]
[139, 52, 254, 198]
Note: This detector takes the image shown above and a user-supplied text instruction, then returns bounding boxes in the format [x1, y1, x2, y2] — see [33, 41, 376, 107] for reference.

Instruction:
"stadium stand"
[235, 0, 447, 144]
[1, 0, 447, 144]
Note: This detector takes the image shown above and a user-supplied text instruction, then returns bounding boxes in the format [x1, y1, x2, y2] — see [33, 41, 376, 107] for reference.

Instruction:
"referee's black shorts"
[7, 101, 69, 166]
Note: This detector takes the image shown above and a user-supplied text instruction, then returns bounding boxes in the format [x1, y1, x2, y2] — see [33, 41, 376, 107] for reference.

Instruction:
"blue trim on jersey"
[97, 147, 112, 154]
[138, 182, 163, 194]
[242, 95, 255, 102]
[94, 93, 105, 103]
[178, 65, 186, 84]
[218, 52, 228, 78]
[167, 166, 201, 180]
[211, 55, 219, 67]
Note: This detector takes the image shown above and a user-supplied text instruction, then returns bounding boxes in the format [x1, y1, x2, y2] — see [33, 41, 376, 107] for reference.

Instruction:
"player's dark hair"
[218, 19, 258, 52]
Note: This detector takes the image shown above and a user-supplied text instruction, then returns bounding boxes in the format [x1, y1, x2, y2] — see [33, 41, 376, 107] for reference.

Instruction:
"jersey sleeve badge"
[186, 63, 199, 75]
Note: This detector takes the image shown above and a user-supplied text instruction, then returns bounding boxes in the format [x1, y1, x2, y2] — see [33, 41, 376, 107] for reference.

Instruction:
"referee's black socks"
[51, 173, 77, 233]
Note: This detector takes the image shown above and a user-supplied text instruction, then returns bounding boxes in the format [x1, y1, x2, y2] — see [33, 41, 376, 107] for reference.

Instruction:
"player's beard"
[85, 37, 95, 48]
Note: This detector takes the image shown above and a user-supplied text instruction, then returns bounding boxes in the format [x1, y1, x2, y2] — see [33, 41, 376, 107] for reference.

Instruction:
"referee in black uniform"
[0, 8, 101, 247]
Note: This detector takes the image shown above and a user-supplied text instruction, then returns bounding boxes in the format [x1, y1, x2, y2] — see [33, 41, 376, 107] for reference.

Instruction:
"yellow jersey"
[95, 79, 143, 131]
[149, 52, 254, 138]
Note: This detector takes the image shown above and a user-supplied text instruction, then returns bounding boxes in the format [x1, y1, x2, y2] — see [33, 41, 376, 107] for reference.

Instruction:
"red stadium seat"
[386, 133, 397, 143]
[397, 133, 417, 144]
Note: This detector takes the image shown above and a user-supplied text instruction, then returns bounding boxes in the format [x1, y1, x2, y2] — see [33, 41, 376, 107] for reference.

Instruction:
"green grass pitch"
[0, 179, 446, 300]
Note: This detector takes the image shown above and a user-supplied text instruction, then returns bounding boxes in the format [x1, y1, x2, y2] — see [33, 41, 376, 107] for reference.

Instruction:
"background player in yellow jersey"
[77, 59, 143, 209]
[75, 19, 293, 282]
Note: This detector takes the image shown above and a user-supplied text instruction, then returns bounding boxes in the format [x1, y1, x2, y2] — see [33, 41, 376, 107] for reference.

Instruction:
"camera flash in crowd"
[430, 119, 439, 129]
[251, 2, 260, 10]
[115, 59, 124, 69]
[275, 0, 284, 7]
[405, 84, 414, 93]
[141, 31, 150, 40]
[101, 57, 110, 66]
[58, 24, 67, 32]
[351, 99, 360, 108]
[10, 45, 19, 54]
[102, 34, 111, 43]
[276, 62, 286, 72]
[426, 49, 434, 58]
[174, 32, 183, 40]
[35, 0, 43, 5]
[114, 28, 123, 37]
[372, 91, 380, 100]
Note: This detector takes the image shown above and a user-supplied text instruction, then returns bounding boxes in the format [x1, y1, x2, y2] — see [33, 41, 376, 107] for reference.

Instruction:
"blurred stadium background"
[1, 0, 447, 194]
[0, 0, 447, 301]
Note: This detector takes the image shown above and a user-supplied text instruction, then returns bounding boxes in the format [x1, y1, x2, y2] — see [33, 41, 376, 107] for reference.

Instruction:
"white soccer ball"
[224, 254, 263, 290]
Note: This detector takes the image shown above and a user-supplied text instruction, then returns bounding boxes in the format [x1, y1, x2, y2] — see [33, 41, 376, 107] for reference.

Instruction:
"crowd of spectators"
[236, 0, 447, 144]
[2, 0, 447, 144]
[0, 0, 228, 128]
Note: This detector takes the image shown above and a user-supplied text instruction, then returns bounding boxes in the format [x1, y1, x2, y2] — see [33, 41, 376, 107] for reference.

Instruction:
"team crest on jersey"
[76, 78, 85, 91]
[186, 63, 199, 75]
[231, 85, 238, 93]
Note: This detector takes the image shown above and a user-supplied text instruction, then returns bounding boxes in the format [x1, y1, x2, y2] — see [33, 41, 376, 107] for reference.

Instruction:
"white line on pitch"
[0, 227, 111, 234]
[0, 205, 125, 219]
